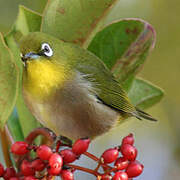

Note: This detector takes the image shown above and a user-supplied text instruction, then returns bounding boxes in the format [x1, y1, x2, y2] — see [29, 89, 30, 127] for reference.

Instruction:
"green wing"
[68, 44, 136, 115]
[55, 40, 156, 121]
[97, 79, 136, 114]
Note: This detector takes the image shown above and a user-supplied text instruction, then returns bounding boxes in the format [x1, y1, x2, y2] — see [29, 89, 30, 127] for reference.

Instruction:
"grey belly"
[23, 75, 120, 140]
[50, 95, 119, 139]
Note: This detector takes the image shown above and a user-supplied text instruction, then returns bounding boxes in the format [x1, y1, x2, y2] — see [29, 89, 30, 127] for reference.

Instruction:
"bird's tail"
[132, 108, 157, 122]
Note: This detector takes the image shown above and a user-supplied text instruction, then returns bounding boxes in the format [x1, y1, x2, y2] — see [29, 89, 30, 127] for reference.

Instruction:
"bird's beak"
[21, 52, 40, 66]
[21, 52, 40, 62]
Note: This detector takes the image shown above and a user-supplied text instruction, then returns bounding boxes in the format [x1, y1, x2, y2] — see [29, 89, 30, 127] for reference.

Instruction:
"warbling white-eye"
[20, 32, 156, 140]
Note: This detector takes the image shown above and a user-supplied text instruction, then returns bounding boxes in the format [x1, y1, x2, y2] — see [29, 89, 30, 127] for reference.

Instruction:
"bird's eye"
[41, 43, 53, 57]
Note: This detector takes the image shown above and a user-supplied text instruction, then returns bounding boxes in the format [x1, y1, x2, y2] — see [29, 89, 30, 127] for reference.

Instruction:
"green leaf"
[4, 5, 42, 137]
[7, 109, 24, 141]
[88, 18, 163, 108]
[0, 33, 19, 128]
[5, 31, 23, 76]
[128, 78, 164, 110]
[15, 5, 42, 34]
[7, 5, 42, 43]
[5, 31, 39, 137]
[88, 18, 156, 85]
[16, 93, 39, 137]
[41, 0, 118, 47]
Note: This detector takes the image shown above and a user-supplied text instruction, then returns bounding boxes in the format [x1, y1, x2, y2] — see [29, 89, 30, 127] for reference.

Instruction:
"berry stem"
[0, 125, 13, 167]
[16, 128, 57, 168]
[103, 167, 118, 175]
[5, 125, 15, 146]
[83, 151, 99, 161]
[67, 163, 100, 176]
[94, 161, 101, 172]
[84, 152, 111, 173]
[25, 127, 57, 146]
[56, 140, 61, 152]
[83, 152, 112, 171]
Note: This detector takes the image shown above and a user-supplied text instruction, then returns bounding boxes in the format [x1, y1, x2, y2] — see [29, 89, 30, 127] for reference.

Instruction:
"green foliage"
[88, 19, 155, 83]
[7, 109, 24, 141]
[41, 0, 118, 48]
[0, 34, 19, 128]
[88, 18, 163, 109]
[0, 1, 164, 133]
[7, 5, 42, 43]
[15, 94, 39, 137]
[4, 6, 41, 136]
[128, 78, 164, 110]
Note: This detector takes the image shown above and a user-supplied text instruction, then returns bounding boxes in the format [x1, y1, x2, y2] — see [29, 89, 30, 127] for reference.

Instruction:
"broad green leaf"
[121, 74, 135, 92]
[5, 30, 39, 137]
[7, 109, 24, 141]
[5, 31, 23, 75]
[128, 78, 164, 110]
[7, 5, 42, 43]
[41, 0, 118, 47]
[16, 93, 40, 137]
[15, 5, 42, 34]
[0, 33, 19, 128]
[88, 18, 156, 85]
[4, 5, 42, 137]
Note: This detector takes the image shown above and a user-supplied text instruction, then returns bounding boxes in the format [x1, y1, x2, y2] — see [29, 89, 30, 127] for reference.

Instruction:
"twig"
[25, 127, 57, 146]
[0, 125, 13, 167]
[67, 164, 100, 177]
[5, 125, 15, 146]
[83, 151, 99, 161]
[94, 160, 101, 172]
[84, 152, 111, 171]
[17, 128, 57, 168]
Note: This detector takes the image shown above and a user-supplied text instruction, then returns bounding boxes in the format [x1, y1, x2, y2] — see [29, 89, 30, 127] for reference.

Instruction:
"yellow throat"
[23, 59, 69, 101]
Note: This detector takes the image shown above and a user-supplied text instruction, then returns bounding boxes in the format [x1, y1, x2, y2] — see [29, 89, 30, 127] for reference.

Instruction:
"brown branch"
[5, 125, 15, 146]
[25, 127, 57, 146]
[16, 128, 57, 169]
[66, 164, 100, 177]
[83, 151, 99, 161]
[0, 126, 13, 167]
[83, 152, 111, 171]
[94, 161, 101, 172]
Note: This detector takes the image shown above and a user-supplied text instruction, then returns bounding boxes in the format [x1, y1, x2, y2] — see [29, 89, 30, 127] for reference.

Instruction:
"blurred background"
[0, 0, 180, 179]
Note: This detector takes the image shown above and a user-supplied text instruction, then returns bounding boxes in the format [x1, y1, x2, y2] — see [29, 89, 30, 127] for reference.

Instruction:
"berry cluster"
[0, 128, 144, 180]
[100, 133, 144, 179]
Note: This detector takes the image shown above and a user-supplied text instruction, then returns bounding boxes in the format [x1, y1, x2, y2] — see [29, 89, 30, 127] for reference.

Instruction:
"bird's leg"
[52, 135, 73, 152]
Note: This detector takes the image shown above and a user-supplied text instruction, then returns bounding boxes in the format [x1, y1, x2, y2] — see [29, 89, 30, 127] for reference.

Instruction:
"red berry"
[72, 138, 90, 155]
[36, 145, 53, 161]
[101, 174, 112, 180]
[21, 160, 35, 176]
[60, 170, 74, 180]
[126, 160, 144, 178]
[0, 163, 4, 177]
[9, 178, 19, 180]
[49, 153, 63, 167]
[114, 157, 129, 170]
[31, 159, 46, 171]
[101, 148, 119, 164]
[60, 149, 77, 163]
[48, 153, 63, 175]
[122, 133, 134, 146]
[3, 167, 16, 180]
[120, 144, 137, 161]
[24, 176, 38, 180]
[112, 171, 128, 180]
[11, 141, 29, 155]
[48, 166, 61, 176]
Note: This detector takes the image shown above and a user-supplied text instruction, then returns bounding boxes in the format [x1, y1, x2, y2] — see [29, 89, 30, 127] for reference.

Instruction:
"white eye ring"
[41, 43, 53, 57]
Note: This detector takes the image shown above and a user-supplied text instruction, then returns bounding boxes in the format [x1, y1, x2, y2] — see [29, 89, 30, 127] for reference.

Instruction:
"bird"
[20, 32, 156, 140]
